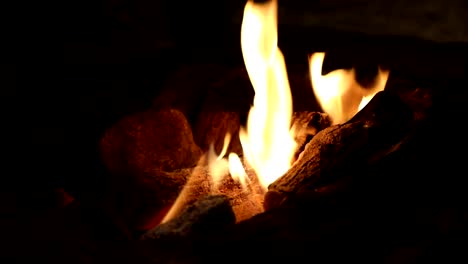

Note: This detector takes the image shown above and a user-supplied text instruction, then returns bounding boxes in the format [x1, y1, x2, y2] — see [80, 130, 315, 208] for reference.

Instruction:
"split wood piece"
[140, 195, 235, 240]
[265, 91, 415, 210]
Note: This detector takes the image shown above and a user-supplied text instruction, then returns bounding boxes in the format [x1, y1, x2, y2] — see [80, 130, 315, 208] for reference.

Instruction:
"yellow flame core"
[309, 52, 390, 124]
[239, 0, 297, 189]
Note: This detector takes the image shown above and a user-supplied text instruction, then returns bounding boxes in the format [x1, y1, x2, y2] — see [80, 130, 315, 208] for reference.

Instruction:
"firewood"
[291, 111, 331, 162]
[265, 91, 415, 210]
[140, 195, 235, 240]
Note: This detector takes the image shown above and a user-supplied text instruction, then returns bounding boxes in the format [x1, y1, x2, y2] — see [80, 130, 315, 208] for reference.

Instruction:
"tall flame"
[160, 0, 391, 224]
[239, 0, 297, 189]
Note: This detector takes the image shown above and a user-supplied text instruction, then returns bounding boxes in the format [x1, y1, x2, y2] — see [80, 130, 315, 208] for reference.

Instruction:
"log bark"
[265, 91, 415, 210]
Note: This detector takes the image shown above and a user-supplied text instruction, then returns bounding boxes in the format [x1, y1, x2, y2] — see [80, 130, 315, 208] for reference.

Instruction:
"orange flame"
[309, 52, 390, 124]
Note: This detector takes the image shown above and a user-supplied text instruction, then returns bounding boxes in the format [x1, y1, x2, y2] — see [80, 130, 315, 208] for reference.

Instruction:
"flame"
[309, 52, 390, 124]
[228, 153, 248, 189]
[207, 0, 298, 191]
[237, 0, 297, 189]
[161, 0, 392, 224]
[207, 133, 231, 190]
[207, 133, 248, 190]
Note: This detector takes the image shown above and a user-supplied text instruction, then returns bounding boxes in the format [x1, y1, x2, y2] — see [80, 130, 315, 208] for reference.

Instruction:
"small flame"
[228, 153, 248, 189]
[309, 52, 390, 124]
[207, 133, 248, 190]
[207, 133, 231, 190]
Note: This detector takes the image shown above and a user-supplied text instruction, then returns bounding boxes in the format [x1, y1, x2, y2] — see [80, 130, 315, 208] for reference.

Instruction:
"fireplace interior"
[2, 0, 468, 263]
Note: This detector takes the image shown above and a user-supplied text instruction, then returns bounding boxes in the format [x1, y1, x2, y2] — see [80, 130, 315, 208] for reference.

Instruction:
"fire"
[161, 0, 390, 224]
[205, 0, 297, 190]
[309, 53, 390, 124]
[238, 0, 297, 189]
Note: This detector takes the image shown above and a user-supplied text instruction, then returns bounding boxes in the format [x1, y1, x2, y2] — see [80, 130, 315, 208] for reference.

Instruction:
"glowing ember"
[309, 52, 390, 125]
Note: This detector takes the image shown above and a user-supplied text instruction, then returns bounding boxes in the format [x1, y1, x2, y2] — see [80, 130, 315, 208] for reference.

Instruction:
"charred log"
[99, 109, 202, 235]
[265, 91, 415, 210]
[140, 195, 235, 240]
[291, 111, 331, 162]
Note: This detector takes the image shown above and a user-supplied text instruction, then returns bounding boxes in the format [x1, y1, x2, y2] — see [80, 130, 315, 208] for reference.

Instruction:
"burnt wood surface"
[265, 91, 414, 209]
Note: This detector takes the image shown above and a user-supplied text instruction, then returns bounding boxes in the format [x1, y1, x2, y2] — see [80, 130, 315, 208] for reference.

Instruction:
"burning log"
[159, 106, 331, 224]
[140, 195, 235, 240]
[265, 90, 415, 210]
[291, 111, 331, 161]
